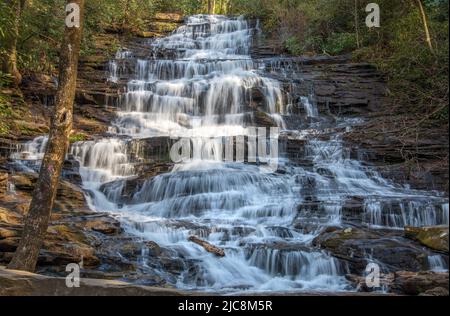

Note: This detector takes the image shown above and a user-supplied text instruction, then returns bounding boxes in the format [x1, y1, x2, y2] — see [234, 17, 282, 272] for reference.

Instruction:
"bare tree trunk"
[188, 236, 225, 257]
[1, 0, 26, 85]
[416, 0, 434, 53]
[122, 0, 132, 30]
[207, 0, 213, 14]
[221, 0, 227, 14]
[354, 0, 361, 49]
[8, 0, 85, 272]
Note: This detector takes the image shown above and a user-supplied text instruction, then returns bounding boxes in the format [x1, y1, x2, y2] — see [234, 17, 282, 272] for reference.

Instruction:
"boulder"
[420, 287, 449, 296]
[405, 226, 449, 253]
[391, 271, 449, 296]
[346, 271, 449, 295]
[80, 215, 123, 235]
[313, 227, 433, 274]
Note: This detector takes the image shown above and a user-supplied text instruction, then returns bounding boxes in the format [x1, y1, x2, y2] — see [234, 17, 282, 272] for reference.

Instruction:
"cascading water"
[11, 15, 449, 292]
[10, 136, 48, 172]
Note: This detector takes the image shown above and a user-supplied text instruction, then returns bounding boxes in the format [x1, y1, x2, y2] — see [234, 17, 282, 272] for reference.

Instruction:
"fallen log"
[188, 236, 225, 257]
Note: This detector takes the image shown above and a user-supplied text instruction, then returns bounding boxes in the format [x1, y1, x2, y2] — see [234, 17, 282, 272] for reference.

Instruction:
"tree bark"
[415, 0, 434, 53]
[122, 0, 132, 30]
[1, 0, 26, 85]
[188, 236, 225, 257]
[354, 0, 361, 49]
[207, 0, 214, 14]
[7, 0, 85, 272]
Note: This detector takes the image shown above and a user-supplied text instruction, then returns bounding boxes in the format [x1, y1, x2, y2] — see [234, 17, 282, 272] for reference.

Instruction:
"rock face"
[405, 226, 449, 253]
[391, 271, 449, 295]
[10, 172, 88, 213]
[0, 170, 164, 283]
[313, 227, 443, 274]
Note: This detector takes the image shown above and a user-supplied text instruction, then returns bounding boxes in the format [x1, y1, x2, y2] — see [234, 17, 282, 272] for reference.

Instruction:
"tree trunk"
[7, 0, 85, 272]
[354, 0, 361, 49]
[207, 0, 213, 14]
[188, 236, 225, 257]
[221, 0, 228, 15]
[1, 0, 26, 85]
[122, 0, 132, 30]
[415, 0, 434, 53]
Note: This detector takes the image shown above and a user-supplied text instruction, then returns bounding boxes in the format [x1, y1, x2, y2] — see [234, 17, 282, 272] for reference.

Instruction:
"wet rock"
[81, 215, 123, 235]
[341, 196, 365, 223]
[420, 287, 449, 296]
[100, 162, 173, 204]
[145, 241, 162, 257]
[346, 271, 449, 295]
[345, 273, 395, 292]
[159, 256, 186, 275]
[248, 87, 267, 110]
[405, 226, 449, 253]
[62, 157, 82, 185]
[391, 271, 449, 296]
[0, 207, 22, 225]
[251, 111, 278, 128]
[313, 227, 433, 274]
[118, 242, 143, 260]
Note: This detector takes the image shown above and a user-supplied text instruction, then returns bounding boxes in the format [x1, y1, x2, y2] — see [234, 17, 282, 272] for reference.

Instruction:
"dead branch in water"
[188, 236, 225, 257]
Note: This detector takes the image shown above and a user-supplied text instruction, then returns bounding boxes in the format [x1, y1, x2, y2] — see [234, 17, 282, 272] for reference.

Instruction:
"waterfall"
[10, 135, 48, 172]
[10, 15, 448, 293]
[428, 255, 449, 272]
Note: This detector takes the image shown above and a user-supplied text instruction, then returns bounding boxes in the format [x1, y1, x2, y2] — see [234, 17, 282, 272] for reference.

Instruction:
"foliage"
[0, 0, 447, 124]
[69, 133, 88, 143]
[0, 90, 12, 136]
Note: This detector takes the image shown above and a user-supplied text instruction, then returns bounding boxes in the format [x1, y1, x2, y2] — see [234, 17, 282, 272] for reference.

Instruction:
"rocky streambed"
[0, 14, 448, 296]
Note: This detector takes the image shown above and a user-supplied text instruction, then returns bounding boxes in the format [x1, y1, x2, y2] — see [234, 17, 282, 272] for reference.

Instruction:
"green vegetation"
[0, 0, 448, 125]
[69, 133, 88, 143]
[228, 0, 449, 123]
[0, 94, 12, 136]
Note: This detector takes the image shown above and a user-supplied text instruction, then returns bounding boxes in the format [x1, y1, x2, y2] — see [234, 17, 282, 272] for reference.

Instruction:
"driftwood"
[188, 236, 225, 257]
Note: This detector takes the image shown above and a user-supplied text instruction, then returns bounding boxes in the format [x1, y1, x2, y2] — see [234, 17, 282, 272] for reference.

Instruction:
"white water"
[11, 15, 449, 293]
[10, 136, 48, 172]
[428, 255, 448, 272]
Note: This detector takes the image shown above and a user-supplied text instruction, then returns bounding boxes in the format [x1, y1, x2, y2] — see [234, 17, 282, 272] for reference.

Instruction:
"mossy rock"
[405, 226, 449, 253]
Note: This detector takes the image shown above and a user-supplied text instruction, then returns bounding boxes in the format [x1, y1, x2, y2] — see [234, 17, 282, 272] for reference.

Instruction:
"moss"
[0, 93, 13, 136]
[69, 133, 88, 143]
[405, 226, 449, 252]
